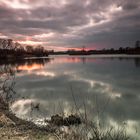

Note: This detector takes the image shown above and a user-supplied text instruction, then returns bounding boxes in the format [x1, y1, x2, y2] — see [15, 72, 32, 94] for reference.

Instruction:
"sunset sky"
[0, 0, 140, 50]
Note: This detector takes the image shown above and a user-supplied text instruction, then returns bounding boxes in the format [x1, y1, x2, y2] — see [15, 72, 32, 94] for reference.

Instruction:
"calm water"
[1, 55, 140, 138]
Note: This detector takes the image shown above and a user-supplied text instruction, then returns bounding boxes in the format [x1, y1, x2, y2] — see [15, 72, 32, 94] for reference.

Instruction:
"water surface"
[2, 55, 140, 138]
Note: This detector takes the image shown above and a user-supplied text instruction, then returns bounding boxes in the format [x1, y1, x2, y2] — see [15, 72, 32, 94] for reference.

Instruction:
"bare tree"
[0, 39, 15, 50]
[26, 45, 34, 53]
[0, 65, 16, 110]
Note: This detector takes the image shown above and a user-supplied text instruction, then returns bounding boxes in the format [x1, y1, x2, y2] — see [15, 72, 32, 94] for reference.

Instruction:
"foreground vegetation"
[0, 104, 131, 140]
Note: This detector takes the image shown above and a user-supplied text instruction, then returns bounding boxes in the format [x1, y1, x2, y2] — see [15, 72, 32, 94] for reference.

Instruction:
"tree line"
[67, 41, 140, 55]
[0, 38, 48, 59]
[1, 38, 140, 57]
[48, 40, 140, 55]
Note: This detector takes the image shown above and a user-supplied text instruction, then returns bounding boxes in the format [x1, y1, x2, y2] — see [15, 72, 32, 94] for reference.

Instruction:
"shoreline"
[0, 101, 133, 140]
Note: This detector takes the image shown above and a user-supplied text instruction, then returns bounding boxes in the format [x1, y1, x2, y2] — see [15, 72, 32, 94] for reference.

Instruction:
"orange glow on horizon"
[47, 46, 96, 51]
[16, 38, 97, 51]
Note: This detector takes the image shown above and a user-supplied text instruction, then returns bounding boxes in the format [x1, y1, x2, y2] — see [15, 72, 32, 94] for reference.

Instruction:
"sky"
[0, 0, 140, 51]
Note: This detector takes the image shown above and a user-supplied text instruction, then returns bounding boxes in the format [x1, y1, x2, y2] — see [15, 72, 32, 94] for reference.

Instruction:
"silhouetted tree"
[26, 45, 34, 53]
[0, 38, 48, 58]
[35, 45, 44, 53]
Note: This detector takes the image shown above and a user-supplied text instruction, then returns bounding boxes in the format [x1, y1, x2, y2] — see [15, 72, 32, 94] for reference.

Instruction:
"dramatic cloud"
[0, 0, 140, 50]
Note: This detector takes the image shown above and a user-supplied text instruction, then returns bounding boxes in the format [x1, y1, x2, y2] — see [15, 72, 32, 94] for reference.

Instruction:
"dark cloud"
[0, 0, 140, 50]
[121, 0, 140, 10]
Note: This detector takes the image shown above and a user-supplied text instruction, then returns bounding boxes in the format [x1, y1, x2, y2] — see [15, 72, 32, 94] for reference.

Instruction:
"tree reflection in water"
[0, 58, 50, 110]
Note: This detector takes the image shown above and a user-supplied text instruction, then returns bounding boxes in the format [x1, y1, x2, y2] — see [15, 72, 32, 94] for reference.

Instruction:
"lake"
[1, 55, 140, 139]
